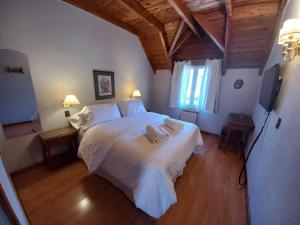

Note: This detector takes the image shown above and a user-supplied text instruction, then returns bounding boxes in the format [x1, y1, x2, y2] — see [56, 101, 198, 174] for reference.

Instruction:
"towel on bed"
[165, 118, 183, 132]
[146, 125, 168, 144]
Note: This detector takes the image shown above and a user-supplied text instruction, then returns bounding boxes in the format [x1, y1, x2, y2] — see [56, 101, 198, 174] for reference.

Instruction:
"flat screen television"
[259, 64, 282, 112]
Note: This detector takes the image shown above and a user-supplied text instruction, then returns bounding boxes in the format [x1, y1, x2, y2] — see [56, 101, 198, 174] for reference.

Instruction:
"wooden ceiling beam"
[63, 0, 138, 35]
[193, 13, 225, 52]
[235, 0, 283, 7]
[225, 0, 233, 17]
[159, 32, 172, 68]
[169, 30, 193, 56]
[118, 0, 170, 68]
[222, 0, 232, 75]
[168, 20, 185, 55]
[167, 0, 201, 38]
[259, 0, 287, 75]
[222, 17, 231, 75]
[117, 0, 165, 33]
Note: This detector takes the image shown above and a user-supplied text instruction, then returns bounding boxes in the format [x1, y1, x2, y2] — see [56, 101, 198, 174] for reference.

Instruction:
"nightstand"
[39, 127, 78, 168]
[219, 113, 254, 157]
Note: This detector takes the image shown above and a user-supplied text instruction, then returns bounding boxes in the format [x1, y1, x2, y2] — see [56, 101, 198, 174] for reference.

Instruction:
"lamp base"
[64, 110, 70, 118]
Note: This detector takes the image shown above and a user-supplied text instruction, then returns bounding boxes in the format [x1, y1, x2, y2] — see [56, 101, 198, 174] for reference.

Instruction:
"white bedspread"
[78, 112, 203, 218]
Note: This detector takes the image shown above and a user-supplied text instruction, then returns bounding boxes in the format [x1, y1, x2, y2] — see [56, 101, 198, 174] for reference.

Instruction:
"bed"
[74, 101, 204, 218]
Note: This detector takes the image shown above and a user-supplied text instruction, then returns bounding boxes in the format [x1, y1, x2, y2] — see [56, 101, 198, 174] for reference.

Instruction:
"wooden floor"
[12, 133, 248, 225]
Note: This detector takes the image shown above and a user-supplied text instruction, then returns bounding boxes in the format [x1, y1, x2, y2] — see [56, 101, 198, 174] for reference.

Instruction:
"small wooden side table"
[39, 127, 78, 168]
[219, 113, 254, 156]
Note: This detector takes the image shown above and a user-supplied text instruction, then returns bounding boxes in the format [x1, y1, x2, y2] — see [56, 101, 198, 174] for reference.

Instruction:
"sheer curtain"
[169, 61, 191, 109]
[169, 59, 221, 113]
[197, 59, 221, 113]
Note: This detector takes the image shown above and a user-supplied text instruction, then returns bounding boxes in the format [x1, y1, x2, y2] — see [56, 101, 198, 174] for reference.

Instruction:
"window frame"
[183, 65, 205, 111]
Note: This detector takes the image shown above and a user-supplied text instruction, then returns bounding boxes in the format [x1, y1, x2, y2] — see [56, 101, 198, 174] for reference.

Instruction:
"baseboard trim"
[10, 162, 44, 178]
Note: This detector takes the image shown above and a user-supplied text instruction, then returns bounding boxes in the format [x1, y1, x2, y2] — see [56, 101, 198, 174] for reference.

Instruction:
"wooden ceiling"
[63, 0, 287, 74]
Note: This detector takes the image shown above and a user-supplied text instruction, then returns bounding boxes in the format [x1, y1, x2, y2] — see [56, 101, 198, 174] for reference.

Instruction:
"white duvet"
[78, 112, 203, 218]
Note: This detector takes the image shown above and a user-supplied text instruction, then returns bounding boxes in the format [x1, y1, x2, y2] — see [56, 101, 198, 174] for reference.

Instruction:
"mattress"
[78, 112, 203, 218]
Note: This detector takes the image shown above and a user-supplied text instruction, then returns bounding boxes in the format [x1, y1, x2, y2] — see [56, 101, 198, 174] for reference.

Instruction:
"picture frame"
[93, 70, 115, 100]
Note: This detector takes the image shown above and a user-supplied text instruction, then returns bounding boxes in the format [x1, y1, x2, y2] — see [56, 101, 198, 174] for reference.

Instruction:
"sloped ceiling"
[63, 0, 287, 74]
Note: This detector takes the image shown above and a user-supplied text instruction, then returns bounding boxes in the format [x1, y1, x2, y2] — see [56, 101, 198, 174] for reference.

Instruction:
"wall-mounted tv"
[259, 64, 282, 112]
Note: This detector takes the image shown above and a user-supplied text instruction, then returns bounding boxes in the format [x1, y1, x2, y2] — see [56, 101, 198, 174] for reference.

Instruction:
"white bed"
[78, 111, 203, 218]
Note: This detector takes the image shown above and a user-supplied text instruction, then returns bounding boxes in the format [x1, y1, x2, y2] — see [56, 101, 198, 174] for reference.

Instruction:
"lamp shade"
[63, 95, 80, 107]
[278, 19, 300, 45]
[132, 89, 141, 98]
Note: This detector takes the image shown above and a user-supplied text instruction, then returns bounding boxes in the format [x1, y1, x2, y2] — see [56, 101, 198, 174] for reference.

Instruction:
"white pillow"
[68, 113, 81, 130]
[68, 107, 90, 130]
[75, 103, 121, 129]
[118, 99, 146, 117]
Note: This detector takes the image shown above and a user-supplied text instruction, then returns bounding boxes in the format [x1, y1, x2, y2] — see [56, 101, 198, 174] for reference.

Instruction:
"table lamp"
[132, 89, 141, 99]
[63, 95, 80, 117]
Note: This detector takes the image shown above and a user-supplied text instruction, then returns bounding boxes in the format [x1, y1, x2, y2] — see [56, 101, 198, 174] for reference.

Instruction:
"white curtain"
[169, 59, 221, 113]
[199, 59, 221, 113]
[169, 61, 191, 108]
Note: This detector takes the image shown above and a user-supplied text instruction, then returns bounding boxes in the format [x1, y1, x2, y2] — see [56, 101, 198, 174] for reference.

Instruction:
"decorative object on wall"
[63, 95, 80, 117]
[234, 79, 244, 89]
[132, 89, 141, 99]
[278, 18, 300, 61]
[7, 66, 24, 74]
[93, 70, 115, 100]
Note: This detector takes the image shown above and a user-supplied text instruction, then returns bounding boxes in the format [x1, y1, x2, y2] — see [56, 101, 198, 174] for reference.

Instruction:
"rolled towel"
[146, 125, 167, 144]
[160, 125, 170, 137]
[164, 118, 183, 132]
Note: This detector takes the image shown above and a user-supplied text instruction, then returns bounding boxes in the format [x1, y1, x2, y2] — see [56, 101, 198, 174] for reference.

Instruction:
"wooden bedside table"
[219, 113, 254, 156]
[39, 127, 78, 168]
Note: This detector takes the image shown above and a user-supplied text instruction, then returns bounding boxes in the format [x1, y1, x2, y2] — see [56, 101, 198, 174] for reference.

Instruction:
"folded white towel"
[164, 118, 183, 132]
[160, 126, 170, 137]
[146, 125, 167, 144]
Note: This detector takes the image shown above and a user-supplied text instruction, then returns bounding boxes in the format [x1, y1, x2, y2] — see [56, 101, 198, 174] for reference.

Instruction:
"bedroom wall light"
[63, 95, 80, 117]
[278, 19, 300, 61]
[132, 89, 141, 99]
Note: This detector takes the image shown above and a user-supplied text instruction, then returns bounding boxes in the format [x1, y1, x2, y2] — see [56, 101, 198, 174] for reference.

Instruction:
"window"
[181, 66, 205, 110]
[170, 60, 221, 113]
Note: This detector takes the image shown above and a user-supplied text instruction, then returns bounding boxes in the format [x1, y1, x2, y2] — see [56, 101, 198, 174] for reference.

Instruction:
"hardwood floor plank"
[12, 133, 247, 225]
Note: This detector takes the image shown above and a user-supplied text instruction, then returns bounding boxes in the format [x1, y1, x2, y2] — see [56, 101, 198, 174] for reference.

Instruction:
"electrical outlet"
[275, 118, 282, 129]
[64, 110, 70, 117]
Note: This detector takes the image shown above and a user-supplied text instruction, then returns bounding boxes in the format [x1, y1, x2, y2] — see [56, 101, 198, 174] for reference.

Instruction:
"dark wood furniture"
[39, 127, 78, 168]
[219, 113, 254, 157]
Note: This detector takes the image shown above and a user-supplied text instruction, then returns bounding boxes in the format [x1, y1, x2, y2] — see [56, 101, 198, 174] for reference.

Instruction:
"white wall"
[152, 69, 262, 134]
[0, 0, 153, 172]
[246, 1, 300, 224]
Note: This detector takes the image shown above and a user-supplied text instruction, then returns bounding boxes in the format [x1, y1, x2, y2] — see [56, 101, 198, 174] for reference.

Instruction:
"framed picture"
[93, 70, 115, 100]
